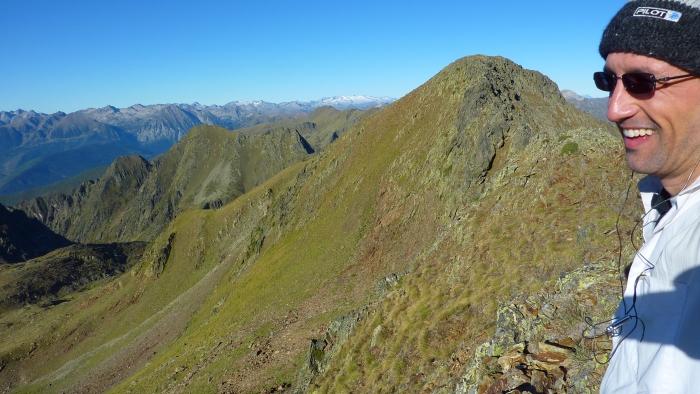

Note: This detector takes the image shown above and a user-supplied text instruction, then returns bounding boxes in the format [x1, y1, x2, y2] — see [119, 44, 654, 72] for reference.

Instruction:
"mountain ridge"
[561, 89, 608, 121]
[15, 106, 371, 243]
[0, 96, 395, 199]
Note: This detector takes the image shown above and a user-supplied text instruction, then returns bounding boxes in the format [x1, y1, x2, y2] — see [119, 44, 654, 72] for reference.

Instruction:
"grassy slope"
[0, 162, 304, 393]
[107, 104, 406, 392]
[113, 56, 634, 393]
[309, 61, 638, 391]
[0, 55, 637, 393]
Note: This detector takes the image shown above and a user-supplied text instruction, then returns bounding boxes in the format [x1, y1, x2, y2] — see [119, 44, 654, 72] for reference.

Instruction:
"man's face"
[605, 52, 700, 191]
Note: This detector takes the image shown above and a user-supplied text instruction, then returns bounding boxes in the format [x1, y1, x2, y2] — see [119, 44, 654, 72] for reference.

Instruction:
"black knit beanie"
[599, 0, 700, 75]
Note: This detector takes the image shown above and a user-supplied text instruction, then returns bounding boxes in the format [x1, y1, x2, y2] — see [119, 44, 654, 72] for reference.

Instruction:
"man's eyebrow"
[603, 65, 655, 75]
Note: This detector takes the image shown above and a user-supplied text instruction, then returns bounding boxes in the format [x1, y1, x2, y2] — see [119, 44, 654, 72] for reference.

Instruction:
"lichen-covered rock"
[144, 232, 175, 278]
[457, 261, 621, 393]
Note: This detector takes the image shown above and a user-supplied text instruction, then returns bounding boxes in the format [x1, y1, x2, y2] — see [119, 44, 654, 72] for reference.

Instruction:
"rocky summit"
[0, 55, 637, 394]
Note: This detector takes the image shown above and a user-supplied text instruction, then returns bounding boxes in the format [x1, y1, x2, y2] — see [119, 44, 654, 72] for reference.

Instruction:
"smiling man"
[595, 1, 700, 392]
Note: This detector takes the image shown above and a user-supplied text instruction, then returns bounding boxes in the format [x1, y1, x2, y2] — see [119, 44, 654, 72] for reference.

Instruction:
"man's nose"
[607, 80, 639, 123]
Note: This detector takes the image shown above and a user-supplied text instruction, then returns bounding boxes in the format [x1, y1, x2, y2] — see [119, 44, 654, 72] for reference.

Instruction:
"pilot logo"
[633, 7, 683, 22]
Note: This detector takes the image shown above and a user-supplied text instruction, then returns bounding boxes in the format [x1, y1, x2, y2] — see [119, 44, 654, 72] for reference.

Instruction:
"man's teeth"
[623, 128, 654, 137]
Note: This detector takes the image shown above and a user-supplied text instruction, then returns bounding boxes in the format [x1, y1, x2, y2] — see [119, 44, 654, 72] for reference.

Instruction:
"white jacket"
[601, 175, 700, 393]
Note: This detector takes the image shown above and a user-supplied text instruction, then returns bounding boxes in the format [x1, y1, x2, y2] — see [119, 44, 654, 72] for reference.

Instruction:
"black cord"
[616, 170, 635, 311]
[584, 158, 700, 365]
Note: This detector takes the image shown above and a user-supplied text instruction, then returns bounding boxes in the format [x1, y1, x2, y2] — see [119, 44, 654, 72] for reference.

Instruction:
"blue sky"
[1, 1, 625, 114]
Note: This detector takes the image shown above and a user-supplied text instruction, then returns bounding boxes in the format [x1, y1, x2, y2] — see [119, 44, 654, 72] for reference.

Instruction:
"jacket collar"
[638, 175, 700, 240]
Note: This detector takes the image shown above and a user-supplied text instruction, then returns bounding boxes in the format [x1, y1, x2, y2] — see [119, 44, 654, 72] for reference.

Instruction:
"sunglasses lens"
[621, 73, 655, 94]
[594, 72, 615, 92]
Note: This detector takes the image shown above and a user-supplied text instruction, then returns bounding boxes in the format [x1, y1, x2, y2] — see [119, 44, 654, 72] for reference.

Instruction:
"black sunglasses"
[593, 71, 696, 95]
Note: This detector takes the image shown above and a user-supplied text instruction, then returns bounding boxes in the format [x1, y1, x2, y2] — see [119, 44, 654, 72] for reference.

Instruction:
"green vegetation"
[562, 141, 580, 155]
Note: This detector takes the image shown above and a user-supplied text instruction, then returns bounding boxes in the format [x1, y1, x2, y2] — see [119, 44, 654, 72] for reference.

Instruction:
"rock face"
[0, 203, 72, 264]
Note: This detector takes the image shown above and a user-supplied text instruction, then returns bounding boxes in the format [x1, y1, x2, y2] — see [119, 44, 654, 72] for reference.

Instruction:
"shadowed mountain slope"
[562, 90, 609, 121]
[0, 56, 635, 393]
[0, 242, 147, 313]
[0, 142, 150, 197]
[0, 111, 137, 164]
[0, 166, 109, 208]
[0, 203, 73, 264]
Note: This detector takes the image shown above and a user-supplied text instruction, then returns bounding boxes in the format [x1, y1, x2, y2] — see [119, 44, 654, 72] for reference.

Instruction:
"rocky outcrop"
[295, 309, 367, 393]
[457, 261, 621, 393]
[144, 233, 175, 278]
[295, 273, 405, 393]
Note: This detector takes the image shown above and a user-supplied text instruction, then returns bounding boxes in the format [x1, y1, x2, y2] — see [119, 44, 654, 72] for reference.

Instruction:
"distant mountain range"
[561, 90, 608, 121]
[0, 96, 394, 199]
[1, 95, 395, 147]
